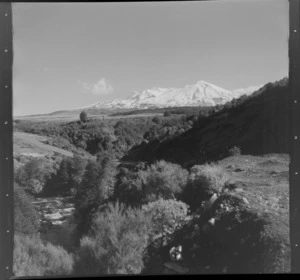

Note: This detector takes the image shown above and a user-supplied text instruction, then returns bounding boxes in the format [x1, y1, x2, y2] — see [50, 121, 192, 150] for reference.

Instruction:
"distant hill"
[124, 78, 289, 168]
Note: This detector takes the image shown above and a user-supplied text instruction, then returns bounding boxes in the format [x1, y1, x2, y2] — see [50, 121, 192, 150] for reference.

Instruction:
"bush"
[228, 146, 241, 156]
[75, 202, 151, 275]
[184, 164, 230, 210]
[138, 160, 189, 203]
[14, 183, 40, 235]
[14, 234, 74, 277]
[142, 199, 190, 246]
[152, 116, 161, 124]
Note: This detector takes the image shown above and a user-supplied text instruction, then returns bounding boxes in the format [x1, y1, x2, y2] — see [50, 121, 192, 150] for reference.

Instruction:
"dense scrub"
[109, 105, 213, 117]
[14, 113, 199, 160]
[15, 155, 88, 197]
[114, 161, 188, 206]
[75, 202, 151, 275]
[14, 234, 74, 277]
[14, 154, 290, 275]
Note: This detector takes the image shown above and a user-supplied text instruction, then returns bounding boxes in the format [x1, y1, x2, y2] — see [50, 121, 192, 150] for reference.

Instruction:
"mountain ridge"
[79, 80, 262, 111]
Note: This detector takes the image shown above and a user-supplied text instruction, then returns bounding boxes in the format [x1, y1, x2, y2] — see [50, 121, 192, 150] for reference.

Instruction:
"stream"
[33, 197, 78, 252]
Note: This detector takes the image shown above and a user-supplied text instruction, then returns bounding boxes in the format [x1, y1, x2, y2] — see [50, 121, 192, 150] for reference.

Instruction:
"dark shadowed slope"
[125, 78, 289, 168]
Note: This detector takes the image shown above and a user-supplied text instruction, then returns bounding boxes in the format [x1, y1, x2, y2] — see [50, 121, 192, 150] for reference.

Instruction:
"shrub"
[184, 164, 230, 210]
[14, 234, 74, 277]
[142, 198, 190, 246]
[138, 160, 189, 203]
[228, 146, 241, 156]
[79, 111, 88, 123]
[152, 116, 161, 124]
[14, 183, 40, 235]
[75, 202, 151, 275]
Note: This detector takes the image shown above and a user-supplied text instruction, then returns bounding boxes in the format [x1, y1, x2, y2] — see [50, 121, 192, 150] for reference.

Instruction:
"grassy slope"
[14, 131, 73, 158]
[146, 154, 290, 274]
[206, 154, 289, 273]
[219, 154, 289, 219]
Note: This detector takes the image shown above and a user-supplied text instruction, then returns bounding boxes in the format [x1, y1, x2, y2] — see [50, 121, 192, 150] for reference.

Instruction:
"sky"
[12, 0, 289, 116]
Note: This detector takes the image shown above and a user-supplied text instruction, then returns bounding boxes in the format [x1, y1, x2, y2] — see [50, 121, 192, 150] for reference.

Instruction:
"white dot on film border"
[4, 49, 8, 52]
[295, 136, 298, 140]
[294, 29, 297, 32]
[5, 85, 8, 88]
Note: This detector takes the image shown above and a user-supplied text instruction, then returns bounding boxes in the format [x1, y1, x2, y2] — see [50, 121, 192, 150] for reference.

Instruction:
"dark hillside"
[124, 78, 289, 168]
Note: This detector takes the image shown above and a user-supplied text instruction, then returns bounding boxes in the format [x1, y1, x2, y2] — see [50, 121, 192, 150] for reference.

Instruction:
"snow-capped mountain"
[80, 81, 262, 110]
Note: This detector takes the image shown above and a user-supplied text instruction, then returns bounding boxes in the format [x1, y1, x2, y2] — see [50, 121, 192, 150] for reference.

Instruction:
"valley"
[13, 78, 290, 275]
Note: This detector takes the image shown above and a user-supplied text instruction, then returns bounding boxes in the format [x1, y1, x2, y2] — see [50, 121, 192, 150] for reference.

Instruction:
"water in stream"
[33, 197, 78, 252]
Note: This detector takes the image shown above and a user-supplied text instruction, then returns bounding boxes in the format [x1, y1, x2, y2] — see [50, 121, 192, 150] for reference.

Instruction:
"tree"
[74, 158, 117, 235]
[25, 179, 43, 195]
[70, 155, 87, 189]
[55, 157, 71, 195]
[14, 183, 40, 235]
[55, 156, 87, 196]
[80, 111, 88, 123]
[15, 158, 55, 196]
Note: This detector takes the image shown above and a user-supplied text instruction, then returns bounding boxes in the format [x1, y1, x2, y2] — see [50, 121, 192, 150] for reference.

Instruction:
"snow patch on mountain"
[79, 81, 262, 110]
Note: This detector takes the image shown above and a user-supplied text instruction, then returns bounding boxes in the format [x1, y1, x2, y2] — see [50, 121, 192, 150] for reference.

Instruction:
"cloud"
[79, 78, 114, 95]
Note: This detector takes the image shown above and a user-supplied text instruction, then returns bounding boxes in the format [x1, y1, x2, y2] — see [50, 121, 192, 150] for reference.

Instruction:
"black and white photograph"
[9, 0, 291, 276]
